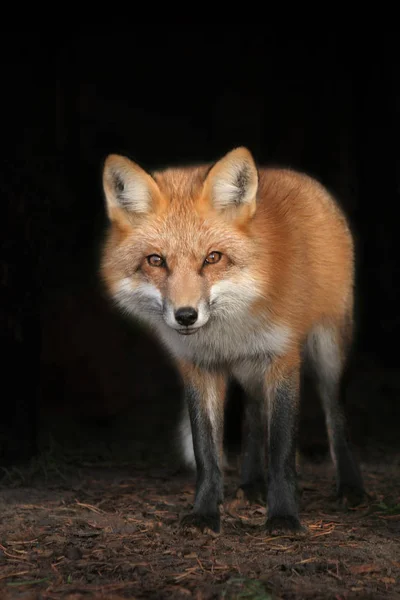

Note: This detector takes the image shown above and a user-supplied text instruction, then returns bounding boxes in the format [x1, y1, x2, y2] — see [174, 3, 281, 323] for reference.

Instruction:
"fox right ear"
[102, 154, 161, 220]
[203, 147, 259, 220]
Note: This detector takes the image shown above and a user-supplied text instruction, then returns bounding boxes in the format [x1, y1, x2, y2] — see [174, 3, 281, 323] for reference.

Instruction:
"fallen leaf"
[380, 577, 396, 584]
[350, 564, 379, 575]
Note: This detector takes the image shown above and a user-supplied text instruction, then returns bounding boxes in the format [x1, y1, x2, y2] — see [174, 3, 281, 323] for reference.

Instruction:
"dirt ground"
[1, 448, 399, 600]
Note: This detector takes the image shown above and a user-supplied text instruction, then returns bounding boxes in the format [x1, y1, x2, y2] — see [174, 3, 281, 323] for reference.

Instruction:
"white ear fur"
[208, 147, 258, 211]
[103, 154, 157, 217]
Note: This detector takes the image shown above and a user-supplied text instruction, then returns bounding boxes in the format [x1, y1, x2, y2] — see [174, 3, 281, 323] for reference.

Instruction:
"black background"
[1, 29, 399, 467]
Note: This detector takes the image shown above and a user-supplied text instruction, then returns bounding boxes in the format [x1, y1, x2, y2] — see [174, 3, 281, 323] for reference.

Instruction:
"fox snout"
[163, 299, 210, 334]
[175, 307, 198, 327]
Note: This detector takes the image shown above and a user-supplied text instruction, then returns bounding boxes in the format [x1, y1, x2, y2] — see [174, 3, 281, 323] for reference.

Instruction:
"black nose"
[175, 306, 198, 327]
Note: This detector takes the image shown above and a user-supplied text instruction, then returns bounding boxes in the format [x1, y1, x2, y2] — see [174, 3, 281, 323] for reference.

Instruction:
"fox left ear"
[204, 147, 258, 217]
[102, 154, 162, 222]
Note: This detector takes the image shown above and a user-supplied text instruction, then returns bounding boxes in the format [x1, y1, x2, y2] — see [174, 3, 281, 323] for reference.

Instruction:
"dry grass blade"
[75, 501, 106, 514]
[310, 527, 336, 538]
[6, 539, 38, 545]
[6, 576, 51, 587]
[0, 571, 30, 582]
[349, 564, 380, 575]
[0, 544, 30, 561]
[174, 567, 199, 582]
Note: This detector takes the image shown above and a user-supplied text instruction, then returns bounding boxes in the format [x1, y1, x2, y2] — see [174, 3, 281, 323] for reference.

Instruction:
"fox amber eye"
[204, 251, 222, 265]
[147, 254, 165, 267]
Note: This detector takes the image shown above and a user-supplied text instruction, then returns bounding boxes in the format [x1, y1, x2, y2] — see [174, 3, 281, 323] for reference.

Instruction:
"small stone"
[64, 545, 82, 560]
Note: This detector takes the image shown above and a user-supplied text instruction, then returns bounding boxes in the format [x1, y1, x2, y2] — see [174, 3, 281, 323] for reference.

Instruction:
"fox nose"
[175, 307, 198, 327]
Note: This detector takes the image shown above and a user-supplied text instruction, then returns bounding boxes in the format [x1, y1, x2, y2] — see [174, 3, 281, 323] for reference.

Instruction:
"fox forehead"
[151, 165, 210, 200]
[139, 211, 217, 250]
[123, 204, 251, 262]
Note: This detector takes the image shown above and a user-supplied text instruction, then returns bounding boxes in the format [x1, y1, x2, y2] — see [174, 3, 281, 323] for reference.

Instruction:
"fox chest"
[156, 319, 292, 369]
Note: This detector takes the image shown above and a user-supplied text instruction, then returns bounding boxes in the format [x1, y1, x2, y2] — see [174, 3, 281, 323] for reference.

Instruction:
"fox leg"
[265, 352, 303, 533]
[177, 400, 229, 471]
[178, 361, 227, 533]
[233, 362, 267, 504]
[177, 401, 197, 470]
[306, 322, 365, 505]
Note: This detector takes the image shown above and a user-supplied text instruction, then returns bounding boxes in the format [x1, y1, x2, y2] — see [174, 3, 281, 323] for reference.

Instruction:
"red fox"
[100, 147, 365, 534]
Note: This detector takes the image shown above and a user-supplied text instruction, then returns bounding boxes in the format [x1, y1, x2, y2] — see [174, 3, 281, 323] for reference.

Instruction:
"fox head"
[100, 147, 264, 336]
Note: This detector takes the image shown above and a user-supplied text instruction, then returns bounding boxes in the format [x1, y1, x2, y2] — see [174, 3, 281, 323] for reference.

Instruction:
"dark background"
[1, 29, 399, 469]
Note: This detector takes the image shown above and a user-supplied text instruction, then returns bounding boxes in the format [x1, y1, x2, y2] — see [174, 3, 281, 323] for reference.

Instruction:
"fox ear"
[102, 154, 161, 220]
[204, 147, 258, 216]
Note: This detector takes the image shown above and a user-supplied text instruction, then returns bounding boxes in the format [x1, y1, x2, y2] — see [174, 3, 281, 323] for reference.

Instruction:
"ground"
[1, 448, 399, 600]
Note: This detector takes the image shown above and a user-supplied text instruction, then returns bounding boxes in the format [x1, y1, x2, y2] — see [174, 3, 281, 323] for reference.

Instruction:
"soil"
[1, 450, 399, 600]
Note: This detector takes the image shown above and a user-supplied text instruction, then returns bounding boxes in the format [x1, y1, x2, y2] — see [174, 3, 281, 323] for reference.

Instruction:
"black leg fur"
[307, 324, 365, 506]
[266, 372, 303, 533]
[180, 381, 225, 533]
[238, 388, 267, 505]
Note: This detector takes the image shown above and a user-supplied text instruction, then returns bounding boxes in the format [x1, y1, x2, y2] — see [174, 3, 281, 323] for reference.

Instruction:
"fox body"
[100, 147, 365, 534]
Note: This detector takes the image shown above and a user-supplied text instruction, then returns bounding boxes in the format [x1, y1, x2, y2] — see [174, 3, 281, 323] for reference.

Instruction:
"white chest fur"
[156, 317, 292, 368]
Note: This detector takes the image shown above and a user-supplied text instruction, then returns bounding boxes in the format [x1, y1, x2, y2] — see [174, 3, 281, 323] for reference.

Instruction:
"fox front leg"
[265, 354, 304, 534]
[178, 364, 227, 533]
[232, 363, 267, 505]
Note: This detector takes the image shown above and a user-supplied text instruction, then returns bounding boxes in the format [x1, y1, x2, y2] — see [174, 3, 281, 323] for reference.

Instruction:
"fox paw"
[236, 481, 267, 505]
[265, 515, 306, 535]
[180, 512, 220, 534]
[338, 484, 367, 508]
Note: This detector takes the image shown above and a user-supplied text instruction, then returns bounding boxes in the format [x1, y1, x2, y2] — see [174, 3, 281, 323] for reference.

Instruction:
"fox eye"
[204, 251, 222, 265]
[147, 254, 165, 267]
